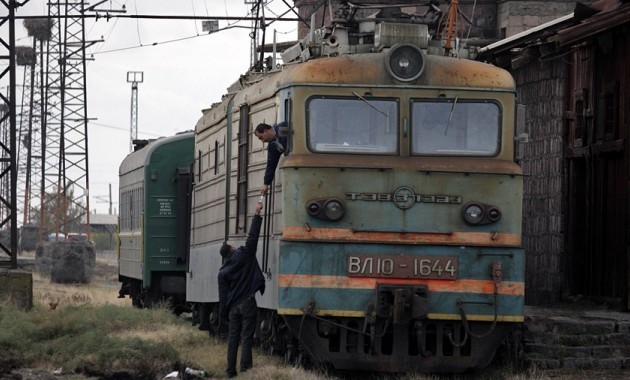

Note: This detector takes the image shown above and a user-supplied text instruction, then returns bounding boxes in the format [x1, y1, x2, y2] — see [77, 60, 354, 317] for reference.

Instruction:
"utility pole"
[108, 183, 112, 215]
[245, 0, 267, 70]
[17, 19, 50, 228]
[94, 184, 113, 215]
[127, 71, 143, 152]
[0, 0, 18, 268]
[40, 0, 92, 241]
[16, 45, 37, 227]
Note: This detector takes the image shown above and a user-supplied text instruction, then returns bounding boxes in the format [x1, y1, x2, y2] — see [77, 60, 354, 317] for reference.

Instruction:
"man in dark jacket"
[254, 121, 288, 196]
[218, 201, 266, 378]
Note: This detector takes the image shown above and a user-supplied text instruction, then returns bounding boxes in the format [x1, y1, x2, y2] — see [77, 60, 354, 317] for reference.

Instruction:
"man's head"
[255, 123, 276, 143]
[220, 241, 234, 258]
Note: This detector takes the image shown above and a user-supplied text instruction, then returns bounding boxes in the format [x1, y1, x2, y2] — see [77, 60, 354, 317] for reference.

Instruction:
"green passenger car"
[118, 132, 194, 311]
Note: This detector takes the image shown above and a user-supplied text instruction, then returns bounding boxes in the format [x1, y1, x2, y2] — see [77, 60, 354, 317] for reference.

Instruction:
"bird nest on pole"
[23, 18, 54, 41]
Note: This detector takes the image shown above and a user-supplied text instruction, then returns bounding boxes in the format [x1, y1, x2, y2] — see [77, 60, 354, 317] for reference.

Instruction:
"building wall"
[497, 1, 580, 37]
[510, 16, 630, 307]
[295, 1, 587, 41]
[563, 28, 629, 306]
[513, 60, 568, 304]
[293, 1, 499, 40]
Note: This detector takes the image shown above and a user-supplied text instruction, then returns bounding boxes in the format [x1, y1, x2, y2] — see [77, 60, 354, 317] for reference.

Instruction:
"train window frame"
[306, 95, 400, 155]
[410, 98, 502, 157]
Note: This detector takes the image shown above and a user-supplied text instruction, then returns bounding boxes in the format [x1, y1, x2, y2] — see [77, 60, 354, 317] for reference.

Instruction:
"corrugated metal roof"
[552, 0, 630, 46]
[477, 0, 630, 68]
[477, 13, 575, 54]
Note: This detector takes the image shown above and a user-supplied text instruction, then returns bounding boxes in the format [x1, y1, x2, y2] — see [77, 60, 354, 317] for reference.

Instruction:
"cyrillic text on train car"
[346, 186, 461, 210]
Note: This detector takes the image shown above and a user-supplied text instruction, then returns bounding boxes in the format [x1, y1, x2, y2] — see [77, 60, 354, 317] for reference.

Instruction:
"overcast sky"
[11, 0, 298, 215]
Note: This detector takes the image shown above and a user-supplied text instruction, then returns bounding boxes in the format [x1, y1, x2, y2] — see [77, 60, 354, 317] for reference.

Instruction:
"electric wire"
[90, 24, 248, 56]
[465, 0, 477, 40]
[191, 0, 199, 35]
[133, 0, 142, 46]
[88, 0, 127, 56]
[89, 121, 163, 137]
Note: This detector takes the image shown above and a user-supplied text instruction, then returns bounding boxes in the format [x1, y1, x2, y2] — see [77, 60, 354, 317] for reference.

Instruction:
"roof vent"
[375, 22, 429, 49]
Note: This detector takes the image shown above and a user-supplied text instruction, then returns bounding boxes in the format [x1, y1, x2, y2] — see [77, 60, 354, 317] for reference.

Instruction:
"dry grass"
[32, 265, 128, 311]
[3, 252, 570, 380]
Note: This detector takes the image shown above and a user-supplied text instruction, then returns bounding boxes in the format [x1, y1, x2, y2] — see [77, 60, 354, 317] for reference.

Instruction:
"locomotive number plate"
[347, 254, 458, 280]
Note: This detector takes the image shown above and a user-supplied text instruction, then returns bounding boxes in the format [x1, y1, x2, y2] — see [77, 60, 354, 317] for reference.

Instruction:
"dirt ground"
[8, 251, 630, 380]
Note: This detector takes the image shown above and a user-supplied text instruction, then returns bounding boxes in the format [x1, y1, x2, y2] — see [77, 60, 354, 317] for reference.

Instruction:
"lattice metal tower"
[17, 18, 53, 229]
[0, 0, 19, 268]
[127, 71, 143, 152]
[40, 0, 91, 240]
[16, 19, 49, 228]
[16, 46, 37, 227]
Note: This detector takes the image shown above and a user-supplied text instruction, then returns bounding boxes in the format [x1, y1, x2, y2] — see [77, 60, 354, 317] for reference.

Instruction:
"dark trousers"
[226, 296, 257, 378]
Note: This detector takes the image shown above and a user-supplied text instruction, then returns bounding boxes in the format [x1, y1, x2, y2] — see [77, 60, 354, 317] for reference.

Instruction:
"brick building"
[478, 0, 630, 309]
[293, 0, 586, 41]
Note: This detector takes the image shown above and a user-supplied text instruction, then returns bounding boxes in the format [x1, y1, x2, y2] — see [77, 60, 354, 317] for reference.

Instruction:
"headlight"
[487, 207, 502, 222]
[462, 202, 502, 225]
[306, 197, 345, 221]
[307, 202, 320, 216]
[324, 200, 345, 221]
[386, 43, 425, 82]
[463, 203, 484, 225]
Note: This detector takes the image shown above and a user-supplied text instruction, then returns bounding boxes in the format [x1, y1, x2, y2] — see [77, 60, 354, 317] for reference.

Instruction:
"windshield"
[307, 96, 398, 154]
[411, 99, 500, 156]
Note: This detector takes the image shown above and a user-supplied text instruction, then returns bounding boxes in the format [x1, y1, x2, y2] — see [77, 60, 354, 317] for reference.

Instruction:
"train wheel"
[284, 349, 292, 365]
[131, 295, 142, 308]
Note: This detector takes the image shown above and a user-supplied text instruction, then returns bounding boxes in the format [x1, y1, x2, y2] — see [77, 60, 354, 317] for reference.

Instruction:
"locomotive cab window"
[411, 99, 501, 156]
[307, 96, 398, 154]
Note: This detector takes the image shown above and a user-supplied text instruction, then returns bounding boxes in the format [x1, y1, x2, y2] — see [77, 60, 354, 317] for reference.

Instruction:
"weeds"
[1, 255, 572, 379]
[0, 303, 183, 376]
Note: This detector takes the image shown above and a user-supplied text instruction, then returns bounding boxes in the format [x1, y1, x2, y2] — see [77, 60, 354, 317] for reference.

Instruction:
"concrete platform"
[0, 268, 33, 310]
[523, 302, 630, 371]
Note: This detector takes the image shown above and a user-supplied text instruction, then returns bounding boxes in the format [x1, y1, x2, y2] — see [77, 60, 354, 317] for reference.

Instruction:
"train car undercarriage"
[258, 284, 512, 373]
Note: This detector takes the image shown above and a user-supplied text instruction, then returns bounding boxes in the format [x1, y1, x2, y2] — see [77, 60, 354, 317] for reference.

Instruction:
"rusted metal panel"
[280, 53, 516, 90]
[283, 226, 522, 247]
[553, 1, 630, 47]
[284, 153, 524, 175]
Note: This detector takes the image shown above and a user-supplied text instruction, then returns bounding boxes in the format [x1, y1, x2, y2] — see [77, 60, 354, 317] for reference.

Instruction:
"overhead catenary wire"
[89, 24, 250, 56]
[87, 0, 127, 56]
[133, 0, 142, 45]
[89, 121, 163, 137]
[191, 0, 200, 35]
[14, 14, 300, 21]
[10, 2, 299, 218]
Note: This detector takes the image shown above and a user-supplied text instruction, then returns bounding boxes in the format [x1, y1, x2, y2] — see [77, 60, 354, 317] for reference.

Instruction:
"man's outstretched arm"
[244, 202, 263, 254]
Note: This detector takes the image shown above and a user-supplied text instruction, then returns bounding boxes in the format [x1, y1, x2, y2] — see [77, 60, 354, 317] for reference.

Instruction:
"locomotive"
[119, 3, 524, 373]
